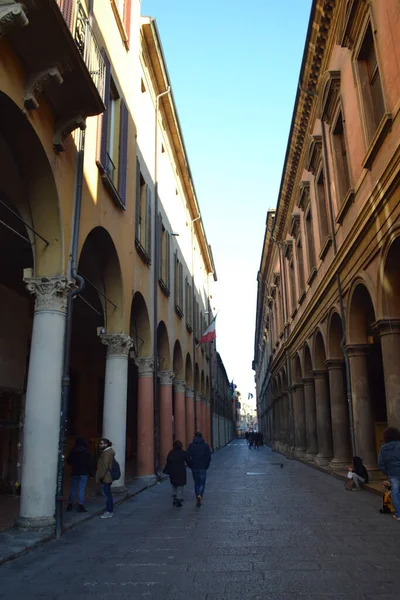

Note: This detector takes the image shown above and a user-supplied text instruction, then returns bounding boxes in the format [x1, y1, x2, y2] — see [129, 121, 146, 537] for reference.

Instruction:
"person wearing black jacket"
[163, 440, 191, 507]
[187, 431, 211, 508]
[66, 437, 94, 512]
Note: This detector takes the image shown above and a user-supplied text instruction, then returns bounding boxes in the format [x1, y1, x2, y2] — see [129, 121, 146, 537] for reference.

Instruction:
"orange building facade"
[254, 0, 400, 478]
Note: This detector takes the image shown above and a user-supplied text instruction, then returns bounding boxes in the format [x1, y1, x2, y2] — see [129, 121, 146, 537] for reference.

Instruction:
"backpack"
[109, 457, 121, 481]
[379, 491, 394, 514]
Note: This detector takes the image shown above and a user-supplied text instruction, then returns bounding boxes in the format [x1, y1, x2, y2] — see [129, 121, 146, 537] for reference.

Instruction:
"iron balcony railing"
[57, 0, 105, 102]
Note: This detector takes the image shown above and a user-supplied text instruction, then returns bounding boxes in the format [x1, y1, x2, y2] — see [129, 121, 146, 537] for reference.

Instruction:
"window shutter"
[97, 49, 111, 173]
[118, 99, 128, 209]
[166, 231, 171, 290]
[174, 250, 178, 306]
[146, 185, 152, 260]
[124, 0, 132, 48]
[59, 0, 74, 29]
[135, 159, 141, 241]
[158, 213, 163, 281]
[179, 262, 183, 311]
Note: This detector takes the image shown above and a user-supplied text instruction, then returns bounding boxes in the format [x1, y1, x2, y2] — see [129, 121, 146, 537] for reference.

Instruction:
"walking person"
[66, 437, 94, 512]
[96, 438, 115, 519]
[187, 431, 211, 508]
[163, 440, 191, 507]
[378, 427, 400, 521]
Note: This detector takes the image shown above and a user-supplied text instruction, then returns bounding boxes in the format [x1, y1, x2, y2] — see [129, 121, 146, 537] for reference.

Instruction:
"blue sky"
[142, 0, 312, 403]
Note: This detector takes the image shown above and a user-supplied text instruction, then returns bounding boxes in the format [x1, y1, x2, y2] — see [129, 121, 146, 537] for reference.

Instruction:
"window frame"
[135, 159, 152, 264]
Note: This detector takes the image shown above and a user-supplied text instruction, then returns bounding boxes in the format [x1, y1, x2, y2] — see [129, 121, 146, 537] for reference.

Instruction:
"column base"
[328, 458, 350, 474]
[294, 447, 306, 459]
[111, 484, 128, 495]
[365, 465, 385, 482]
[16, 515, 55, 531]
[135, 474, 157, 483]
[314, 453, 333, 467]
[305, 451, 317, 462]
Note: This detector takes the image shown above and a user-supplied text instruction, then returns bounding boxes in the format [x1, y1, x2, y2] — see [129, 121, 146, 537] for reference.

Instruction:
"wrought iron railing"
[57, 0, 105, 102]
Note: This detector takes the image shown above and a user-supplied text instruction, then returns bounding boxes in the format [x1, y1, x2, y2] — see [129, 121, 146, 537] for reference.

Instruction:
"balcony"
[0, 0, 105, 150]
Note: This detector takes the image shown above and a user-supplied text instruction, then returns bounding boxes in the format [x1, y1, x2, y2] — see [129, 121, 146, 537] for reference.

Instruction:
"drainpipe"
[153, 86, 171, 475]
[55, 126, 86, 539]
[321, 120, 356, 456]
[191, 215, 200, 430]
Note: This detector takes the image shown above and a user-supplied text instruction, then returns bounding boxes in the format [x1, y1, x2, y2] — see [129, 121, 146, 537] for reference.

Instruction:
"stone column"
[185, 387, 195, 446]
[326, 359, 351, 470]
[346, 345, 377, 470]
[19, 276, 73, 529]
[303, 378, 318, 461]
[376, 319, 400, 429]
[196, 394, 202, 433]
[174, 380, 186, 447]
[101, 333, 132, 492]
[206, 400, 211, 446]
[282, 393, 290, 454]
[135, 357, 155, 477]
[159, 370, 174, 468]
[293, 383, 306, 458]
[312, 370, 333, 466]
[201, 397, 207, 439]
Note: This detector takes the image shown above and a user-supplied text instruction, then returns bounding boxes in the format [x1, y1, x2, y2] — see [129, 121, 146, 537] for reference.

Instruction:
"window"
[97, 50, 128, 209]
[305, 208, 317, 278]
[296, 238, 306, 294]
[315, 168, 330, 246]
[111, 0, 132, 49]
[194, 299, 200, 343]
[331, 110, 351, 205]
[289, 258, 297, 315]
[185, 276, 193, 332]
[158, 214, 170, 294]
[135, 160, 152, 263]
[174, 251, 184, 317]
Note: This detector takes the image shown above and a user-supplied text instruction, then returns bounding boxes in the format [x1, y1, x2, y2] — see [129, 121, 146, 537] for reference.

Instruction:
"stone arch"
[0, 92, 63, 276]
[185, 353, 193, 387]
[293, 354, 303, 384]
[378, 228, 400, 319]
[346, 277, 377, 344]
[173, 341, 184, 379]
[130, 292, 151, 357]
[157, 321, 171, 371]
[327, 310, 344, 359]
[313, 329, 327, 369]
[303, 344, 313, 377]
[78, 226, 125, 332]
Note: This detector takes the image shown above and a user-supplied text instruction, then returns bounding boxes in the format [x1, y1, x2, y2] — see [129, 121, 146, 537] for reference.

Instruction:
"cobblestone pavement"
[1, 440, 400, 600]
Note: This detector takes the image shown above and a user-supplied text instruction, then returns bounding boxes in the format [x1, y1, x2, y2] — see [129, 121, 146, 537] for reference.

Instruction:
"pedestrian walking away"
[96, 438, 115, 519]
[378, 427, 400, 521]
[187, 431, 211, 508]
[66, 437, 94, 513]
[163, 440, 191, 507]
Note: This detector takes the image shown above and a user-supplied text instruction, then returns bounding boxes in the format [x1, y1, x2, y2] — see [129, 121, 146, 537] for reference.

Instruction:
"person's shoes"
[175, 500, 183, 508]
[393, 515, 400, 521]
[173, 498, 178, 507]
[101, 511, 114, 519]
[77, 504, 88, 513]
[66, 503, 73, 512]
[196, 495, 202, 508]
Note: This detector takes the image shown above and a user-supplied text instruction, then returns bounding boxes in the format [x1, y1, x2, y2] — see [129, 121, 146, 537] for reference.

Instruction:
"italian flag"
[200, 317, 216, 344]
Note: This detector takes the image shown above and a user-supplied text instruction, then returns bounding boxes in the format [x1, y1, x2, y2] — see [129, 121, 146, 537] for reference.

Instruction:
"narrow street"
[1, 441, 400, 600]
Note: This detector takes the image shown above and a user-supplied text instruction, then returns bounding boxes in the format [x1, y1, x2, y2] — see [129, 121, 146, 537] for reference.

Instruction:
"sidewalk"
[0, 473, 161, 566]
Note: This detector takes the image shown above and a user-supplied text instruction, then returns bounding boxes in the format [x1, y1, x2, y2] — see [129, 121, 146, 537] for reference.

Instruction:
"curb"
[0, 478, 164, 567]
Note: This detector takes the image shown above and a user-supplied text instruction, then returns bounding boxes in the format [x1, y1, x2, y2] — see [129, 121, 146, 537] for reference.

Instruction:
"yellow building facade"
[0, 0, 232, 530]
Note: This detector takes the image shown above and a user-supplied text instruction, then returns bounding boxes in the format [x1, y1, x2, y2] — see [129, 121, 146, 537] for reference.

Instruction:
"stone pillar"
[174, 380, 186, 447]
[185, 387, 195, 446]
[312, 370, 333, 466]
[293, 383, 306, 458]
[303, 378, 318, 461]
[159, 370, 174, 468]
[101, 333, 132, 492]
[206, 400, 211, 446]
[282, 393, 290, 454]
[346, 345, 377, 470]
[196, 393, 202, 433]
[376, 319, 400, 429]
[135, 357, 155, 477]
[201, 397, 207, 440]
[19, 276, 73, 529]
[326, 359, 351, 470]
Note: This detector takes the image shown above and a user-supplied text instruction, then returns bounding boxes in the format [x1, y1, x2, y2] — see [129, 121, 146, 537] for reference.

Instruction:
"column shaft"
[326, 360, 351, 469]
[185, 388, 195, 447]
[174, 380, 186, 447]
[159, 371, 174, 468]
[313, 370, 333, 465]
[376, 320, 400, 429]
[293, 384, 306, 458]
[135, 358, 155, 477]
[303, 378, 318, 461]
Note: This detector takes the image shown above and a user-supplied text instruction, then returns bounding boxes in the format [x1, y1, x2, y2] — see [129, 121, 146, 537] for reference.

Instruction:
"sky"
[142, 0, 313, 404]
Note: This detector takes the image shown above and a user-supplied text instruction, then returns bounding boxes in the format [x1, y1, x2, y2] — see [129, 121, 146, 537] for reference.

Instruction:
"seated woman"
[344, 456, 369, 491]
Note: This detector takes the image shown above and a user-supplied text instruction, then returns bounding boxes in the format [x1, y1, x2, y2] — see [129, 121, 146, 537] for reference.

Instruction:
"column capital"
[174, 380, 186, 393]
[185, 387, 194, 398]
[25, 275, 75, 314]
[134, 356, 154, 376]
[373, 318, 400, 336]
[292, 382, 304, 391]
[345, 344, 371, 358]
[196, 394, 203, 403]
[312, 369, 328, 379]
[325, 359, 344, 370]
[302, 377, 314, 386]
[159, 370, 175, 386]
[101, 333, 133, 357]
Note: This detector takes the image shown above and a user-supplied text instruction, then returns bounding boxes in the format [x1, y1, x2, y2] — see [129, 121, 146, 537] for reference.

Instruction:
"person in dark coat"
[187, 431, 211, 508]
[163, 440, 191, 507]
[378, 427, 400, 521]
[66, 437, 94, 512]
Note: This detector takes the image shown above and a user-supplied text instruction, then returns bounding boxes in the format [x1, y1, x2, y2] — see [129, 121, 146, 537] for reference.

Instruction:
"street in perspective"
[1, 441, 400, 600]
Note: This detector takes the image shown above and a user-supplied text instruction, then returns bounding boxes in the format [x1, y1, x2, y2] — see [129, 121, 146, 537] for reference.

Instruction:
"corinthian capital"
[101, 333, 133, 357]
[25, 276, 75, 313]
[174, 380, 186, 394]
[0, 2, 29, 37]
[134, 357, 154, 377]
[159, 370, 175, 386]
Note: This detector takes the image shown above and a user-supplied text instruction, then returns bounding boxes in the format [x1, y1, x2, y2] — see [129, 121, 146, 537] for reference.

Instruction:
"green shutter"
[146, 185, 152, 260]
[166, 231, 171, 291]
[135, 159, 141, 241]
